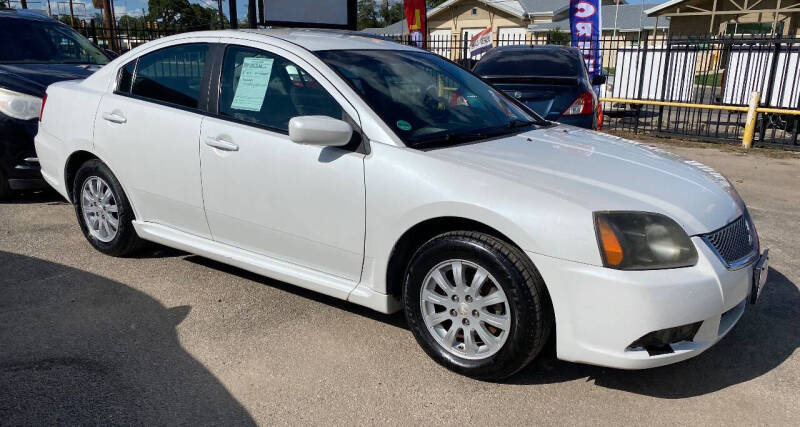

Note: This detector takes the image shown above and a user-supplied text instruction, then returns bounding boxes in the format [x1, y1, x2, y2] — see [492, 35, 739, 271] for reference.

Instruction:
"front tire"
[404, 231, 553, 380]
[73, 159, 143, 257]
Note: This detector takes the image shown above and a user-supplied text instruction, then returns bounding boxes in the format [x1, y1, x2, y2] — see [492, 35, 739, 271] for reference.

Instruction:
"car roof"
[222, 28, 420, 52]
[0, 8, 55, 22]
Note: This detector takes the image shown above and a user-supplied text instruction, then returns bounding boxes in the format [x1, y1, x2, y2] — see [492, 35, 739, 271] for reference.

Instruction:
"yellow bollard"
[742, 91, 761, 149]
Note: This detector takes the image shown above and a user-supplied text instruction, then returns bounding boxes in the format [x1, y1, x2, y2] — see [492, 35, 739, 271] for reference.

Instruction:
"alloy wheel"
[419, 259, 511, 360]
[80, 176, 119, 243]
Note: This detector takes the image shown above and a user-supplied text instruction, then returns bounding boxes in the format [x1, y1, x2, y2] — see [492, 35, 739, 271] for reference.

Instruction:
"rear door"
[93, 40, 217, 238]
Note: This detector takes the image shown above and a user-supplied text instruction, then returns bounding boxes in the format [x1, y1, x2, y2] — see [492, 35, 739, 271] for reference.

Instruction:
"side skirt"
[132, 221, 398, 313]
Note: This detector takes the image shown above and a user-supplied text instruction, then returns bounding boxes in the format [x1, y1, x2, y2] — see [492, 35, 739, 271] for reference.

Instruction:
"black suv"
[0, 9, 110, 199]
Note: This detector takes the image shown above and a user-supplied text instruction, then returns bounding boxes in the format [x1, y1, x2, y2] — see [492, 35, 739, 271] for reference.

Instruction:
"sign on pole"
[404, 0, 427, 48]
[569, 0, 603, 91]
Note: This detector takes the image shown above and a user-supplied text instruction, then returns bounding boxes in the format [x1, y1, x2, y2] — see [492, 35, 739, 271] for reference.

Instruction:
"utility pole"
[20, 0, 27, 9]
[229, 0, 238, 29]
[247, 0, 256, 28]
[101, 0, 118, 52]
[217, 0, 225, 28]
[69, 0, 75, 26]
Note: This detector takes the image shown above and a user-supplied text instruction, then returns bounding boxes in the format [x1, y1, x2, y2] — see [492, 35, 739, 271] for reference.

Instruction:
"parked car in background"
[37, 30, 767, 380]
[0, 9, 109, 199]
[473, 45, 604, 130]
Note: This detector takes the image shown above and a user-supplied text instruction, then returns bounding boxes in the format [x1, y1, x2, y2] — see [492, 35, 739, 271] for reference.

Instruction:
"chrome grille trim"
[701, 214, 758, 269]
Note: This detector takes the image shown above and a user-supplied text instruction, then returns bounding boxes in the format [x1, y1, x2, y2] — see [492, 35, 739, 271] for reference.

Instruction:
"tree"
[147, 0, 226, 29]
[548, 27, 571, 45]
[148, 0, 189, 25]
[378, 0, 403, 26]
[357, 0, 378, 30]
[427, 0, 447, 8]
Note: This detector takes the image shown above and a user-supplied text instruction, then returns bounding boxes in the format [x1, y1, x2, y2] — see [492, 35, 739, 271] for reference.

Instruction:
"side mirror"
[289, 115, 353, 147]
[591, 74, 607, 85]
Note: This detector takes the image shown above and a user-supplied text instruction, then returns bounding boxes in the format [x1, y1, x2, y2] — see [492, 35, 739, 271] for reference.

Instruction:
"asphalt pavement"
[1, 139, 798, 425]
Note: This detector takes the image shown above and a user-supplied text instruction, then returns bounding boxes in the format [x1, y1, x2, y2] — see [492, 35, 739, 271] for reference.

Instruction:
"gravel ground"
[1, 138, 798, 425]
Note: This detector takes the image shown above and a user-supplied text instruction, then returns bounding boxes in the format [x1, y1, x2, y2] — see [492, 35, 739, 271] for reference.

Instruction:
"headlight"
[594, 212, 698, 270]
[0, 87, 43, 121]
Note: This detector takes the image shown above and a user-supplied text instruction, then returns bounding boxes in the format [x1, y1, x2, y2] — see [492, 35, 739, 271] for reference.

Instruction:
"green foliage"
[357, 0, 378, 30]
[548, 27, 571, 45]
[147, 0, 227, 29]
[379, 0, 403, 26]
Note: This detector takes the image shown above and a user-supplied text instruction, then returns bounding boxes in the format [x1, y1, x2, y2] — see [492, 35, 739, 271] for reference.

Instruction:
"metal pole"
[229, 0, 238, 29]
[743, 91, 761, 148]
[613, 0, 620, 38]
[247, 0, 256, 28]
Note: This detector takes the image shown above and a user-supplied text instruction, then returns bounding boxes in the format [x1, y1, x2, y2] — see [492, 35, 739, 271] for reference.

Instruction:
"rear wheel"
[73, 160, 143, 256]
[403, 231, 553, 380]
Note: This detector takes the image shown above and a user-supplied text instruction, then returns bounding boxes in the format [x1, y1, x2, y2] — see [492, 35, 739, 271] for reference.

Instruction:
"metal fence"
[71, 21, 215, 53]
[73, 23, 800, 148]
[389, 33, 800, 149]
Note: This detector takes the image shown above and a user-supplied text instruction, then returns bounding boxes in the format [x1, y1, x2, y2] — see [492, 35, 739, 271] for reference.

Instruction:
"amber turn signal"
[597, 217, 624, 266]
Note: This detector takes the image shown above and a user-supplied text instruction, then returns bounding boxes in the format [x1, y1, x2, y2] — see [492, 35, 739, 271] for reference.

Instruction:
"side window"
[131, 43, 209, 109]
[219, 45, 344, 132]
[117, 59, 136, 93]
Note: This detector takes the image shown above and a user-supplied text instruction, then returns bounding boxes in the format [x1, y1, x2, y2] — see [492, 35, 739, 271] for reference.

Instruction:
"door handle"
[102, 112, 127, 124]
[204, 136, 239, 152]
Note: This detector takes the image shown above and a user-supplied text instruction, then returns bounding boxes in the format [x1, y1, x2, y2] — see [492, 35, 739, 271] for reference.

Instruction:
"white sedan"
[35, 29, 768, 379]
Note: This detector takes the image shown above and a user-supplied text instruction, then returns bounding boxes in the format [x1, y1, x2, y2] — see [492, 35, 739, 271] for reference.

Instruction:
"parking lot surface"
[1, 138, 798, 425]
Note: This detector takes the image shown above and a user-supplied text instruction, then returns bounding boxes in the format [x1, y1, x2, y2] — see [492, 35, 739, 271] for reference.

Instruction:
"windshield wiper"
[506, 118, 537, 128]
[410, 130, 490, 149]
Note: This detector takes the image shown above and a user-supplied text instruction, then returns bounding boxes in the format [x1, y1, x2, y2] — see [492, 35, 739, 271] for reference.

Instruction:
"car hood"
[429, 125, 744, 235]
[0, 63, 102, 97]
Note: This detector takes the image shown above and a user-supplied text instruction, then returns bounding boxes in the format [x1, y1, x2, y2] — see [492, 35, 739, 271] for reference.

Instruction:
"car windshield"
[0, 19, 109, 65]
[474, 49, 584, 78]
[317, 49, 546, 148]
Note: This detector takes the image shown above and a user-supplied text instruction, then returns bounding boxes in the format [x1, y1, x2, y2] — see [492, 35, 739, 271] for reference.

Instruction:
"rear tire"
[403, 231, 553, 380]
[73, 159, 143, 257]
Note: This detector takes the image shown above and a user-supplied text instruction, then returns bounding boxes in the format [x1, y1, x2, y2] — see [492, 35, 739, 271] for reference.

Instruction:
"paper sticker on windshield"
[396, 120, 412, 131]
[230, 57, 274, 112]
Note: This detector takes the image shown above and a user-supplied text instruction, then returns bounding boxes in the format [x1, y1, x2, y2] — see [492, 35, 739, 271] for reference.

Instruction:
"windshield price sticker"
[230, 57, 274, 112]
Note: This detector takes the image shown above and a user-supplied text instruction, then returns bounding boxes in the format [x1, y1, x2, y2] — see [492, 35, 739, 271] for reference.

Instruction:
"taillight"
[39, 93, 47, 122]
[596, 101, 604, 130]
[563, 92, 594, 116]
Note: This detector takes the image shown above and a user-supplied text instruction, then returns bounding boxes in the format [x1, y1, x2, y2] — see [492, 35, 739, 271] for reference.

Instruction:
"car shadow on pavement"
[0, 188, 67, 205]
[510, 267, 799, 398]
[184, 256, 409, 330]
[0, 251, 256, 425]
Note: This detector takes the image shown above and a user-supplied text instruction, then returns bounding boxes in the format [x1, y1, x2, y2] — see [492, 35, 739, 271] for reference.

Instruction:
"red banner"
[404, 0, 427, 48]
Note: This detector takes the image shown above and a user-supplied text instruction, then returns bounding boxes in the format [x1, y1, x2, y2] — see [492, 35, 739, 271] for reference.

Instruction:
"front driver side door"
[198, 43, 366, 283]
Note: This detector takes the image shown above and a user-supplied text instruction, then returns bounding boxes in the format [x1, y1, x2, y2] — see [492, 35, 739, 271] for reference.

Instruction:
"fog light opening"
[627, 321, 703, 356]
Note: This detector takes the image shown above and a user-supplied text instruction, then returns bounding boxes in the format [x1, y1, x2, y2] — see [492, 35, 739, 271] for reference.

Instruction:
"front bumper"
[528, 237, 759, 369]
[1, 113, 45, 189]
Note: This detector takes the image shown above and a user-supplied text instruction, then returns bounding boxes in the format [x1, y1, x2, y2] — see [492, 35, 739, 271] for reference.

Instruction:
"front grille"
[703, 215, 756, 266]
